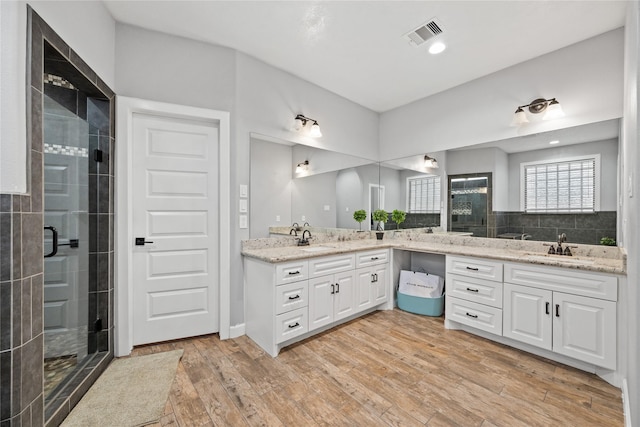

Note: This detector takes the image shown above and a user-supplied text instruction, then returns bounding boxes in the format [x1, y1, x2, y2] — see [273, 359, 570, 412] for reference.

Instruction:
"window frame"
[519, 154, 601, 213]
[406, 174, 441, 214]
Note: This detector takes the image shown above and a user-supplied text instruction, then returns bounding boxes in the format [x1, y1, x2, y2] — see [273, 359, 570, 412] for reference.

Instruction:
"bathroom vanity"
[242, 233, 625, 383]
[244, 247, 391, 356]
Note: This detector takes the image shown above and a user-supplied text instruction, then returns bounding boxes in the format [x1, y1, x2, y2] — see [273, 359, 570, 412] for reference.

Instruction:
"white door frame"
[368, 183, 385, 231]
[115, 96, 231, 356]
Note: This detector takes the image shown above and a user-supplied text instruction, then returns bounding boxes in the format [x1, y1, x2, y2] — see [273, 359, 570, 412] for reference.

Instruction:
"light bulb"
[292, 118, 304, 131]
[510, 107, 529, 126]
[543, 99, 565, 120]
[309, 122, 322, 137]
[428, 41, 446, 55]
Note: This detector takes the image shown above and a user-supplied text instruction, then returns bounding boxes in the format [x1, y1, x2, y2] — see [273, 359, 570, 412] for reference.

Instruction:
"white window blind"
[522, 157, 598, 213]
[408, 175, 441, 213]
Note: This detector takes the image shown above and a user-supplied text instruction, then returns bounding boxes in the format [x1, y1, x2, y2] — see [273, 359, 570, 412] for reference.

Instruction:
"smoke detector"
[404, 18, 444, 47]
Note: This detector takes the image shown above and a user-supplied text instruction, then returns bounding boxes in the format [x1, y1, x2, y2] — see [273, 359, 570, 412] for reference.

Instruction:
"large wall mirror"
[249, 118, 619, 245]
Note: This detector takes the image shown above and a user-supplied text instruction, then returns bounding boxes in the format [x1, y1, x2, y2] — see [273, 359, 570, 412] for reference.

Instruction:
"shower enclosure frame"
[28, 7, 115, 426]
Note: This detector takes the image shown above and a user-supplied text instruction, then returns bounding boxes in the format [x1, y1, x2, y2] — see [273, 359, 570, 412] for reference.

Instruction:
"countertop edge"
[241, 240, 626, 275]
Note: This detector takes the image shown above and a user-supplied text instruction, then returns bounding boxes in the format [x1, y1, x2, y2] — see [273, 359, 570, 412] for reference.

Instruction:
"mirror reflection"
[249, 119, 619, 246]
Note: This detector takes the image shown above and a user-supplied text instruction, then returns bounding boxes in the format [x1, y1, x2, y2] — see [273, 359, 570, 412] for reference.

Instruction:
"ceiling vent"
[404, 18, 444, 47]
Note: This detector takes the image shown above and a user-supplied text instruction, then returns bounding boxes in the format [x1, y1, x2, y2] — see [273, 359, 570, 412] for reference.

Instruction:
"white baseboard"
[229, 323, 245, 339]
[622, 378, 632, 427]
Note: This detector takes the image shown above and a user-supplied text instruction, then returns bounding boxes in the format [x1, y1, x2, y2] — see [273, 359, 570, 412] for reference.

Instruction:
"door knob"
[135, 237, 154, 246]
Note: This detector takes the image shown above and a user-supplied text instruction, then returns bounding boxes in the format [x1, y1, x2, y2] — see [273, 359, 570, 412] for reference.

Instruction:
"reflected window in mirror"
[407, 175, 441, 213]
[521, 155, 598, 213]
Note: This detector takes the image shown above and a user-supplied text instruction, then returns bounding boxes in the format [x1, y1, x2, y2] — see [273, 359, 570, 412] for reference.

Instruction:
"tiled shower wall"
[0, 8, 115, 426]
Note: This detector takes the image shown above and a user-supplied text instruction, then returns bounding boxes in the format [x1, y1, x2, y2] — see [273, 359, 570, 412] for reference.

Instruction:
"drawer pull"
[288, 295, 300, 300]
[466, 287, 479, 293]
[465, 312, 478, 319]
[371, 256, 379, 260]
[545, 302, 550, 315]
[288, 322, 300, 329]
[555, 304, 560, 317]
[465, 266, 479, 271]
[288, 271, 300, 275]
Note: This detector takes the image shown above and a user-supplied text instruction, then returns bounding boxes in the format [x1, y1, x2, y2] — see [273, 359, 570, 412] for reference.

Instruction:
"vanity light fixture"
[510, 98, 565, 126]
[292, 114, 322, 137]
[424, 155, 439, 168]
[295, 160, 309, 173]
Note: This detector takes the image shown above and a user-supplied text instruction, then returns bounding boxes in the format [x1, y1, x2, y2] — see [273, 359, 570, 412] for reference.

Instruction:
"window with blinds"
[407, 175, 441, 213]
[521, 155, 599, 213]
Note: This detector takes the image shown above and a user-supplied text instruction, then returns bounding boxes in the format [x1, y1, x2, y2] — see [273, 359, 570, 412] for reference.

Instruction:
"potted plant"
[391, 209, 406, 230]
[353, 209, 367, 232]
[372, 209, 389, 239]
[600, 236, 616, 246]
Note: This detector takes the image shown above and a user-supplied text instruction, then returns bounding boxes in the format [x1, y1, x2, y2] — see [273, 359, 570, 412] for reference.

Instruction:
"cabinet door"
[308, 276, 334, 331]
[372, 264, 388, 305]
[355, 268, 374, 312]
[333, 271, 356, 322]
[553, 292, 616, 369]
[503, 283, 552, 350]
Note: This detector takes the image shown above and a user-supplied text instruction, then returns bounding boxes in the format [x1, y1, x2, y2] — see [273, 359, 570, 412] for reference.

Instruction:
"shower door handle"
[44, 226, 58, 258]
[135, 237, 154, 246]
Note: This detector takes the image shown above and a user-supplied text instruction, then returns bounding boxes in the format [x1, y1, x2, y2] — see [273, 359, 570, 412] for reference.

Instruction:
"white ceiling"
[103, 1, 627, 113]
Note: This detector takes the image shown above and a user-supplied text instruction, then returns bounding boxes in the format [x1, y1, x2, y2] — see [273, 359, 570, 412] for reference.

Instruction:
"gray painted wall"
[249, 138, 292, 238]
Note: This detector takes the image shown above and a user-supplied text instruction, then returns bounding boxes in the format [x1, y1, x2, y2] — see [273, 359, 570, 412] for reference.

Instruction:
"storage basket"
[397, 292, 445, 317]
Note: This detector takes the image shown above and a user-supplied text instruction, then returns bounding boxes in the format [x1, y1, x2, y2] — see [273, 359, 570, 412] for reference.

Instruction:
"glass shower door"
[43, 93, 90, 397]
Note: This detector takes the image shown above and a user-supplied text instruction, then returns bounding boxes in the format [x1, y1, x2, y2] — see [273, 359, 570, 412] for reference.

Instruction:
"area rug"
[62, 349, 183, 427]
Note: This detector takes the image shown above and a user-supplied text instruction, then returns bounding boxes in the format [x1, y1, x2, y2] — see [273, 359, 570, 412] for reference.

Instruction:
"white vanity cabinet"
[308, 254, 357, 331]
[445, 255, 504, 335]
[355, 250, 389, 311]
[503, 263, 617, 370]
[245, 249, 390, 357]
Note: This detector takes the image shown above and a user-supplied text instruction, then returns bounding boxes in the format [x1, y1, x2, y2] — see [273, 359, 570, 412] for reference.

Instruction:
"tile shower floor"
[44, 355, 77, 398]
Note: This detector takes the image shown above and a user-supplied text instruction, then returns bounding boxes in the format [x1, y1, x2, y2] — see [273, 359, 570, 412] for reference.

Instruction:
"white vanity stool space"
[244, 248, 391, 357]
[445, 255, 619, 373]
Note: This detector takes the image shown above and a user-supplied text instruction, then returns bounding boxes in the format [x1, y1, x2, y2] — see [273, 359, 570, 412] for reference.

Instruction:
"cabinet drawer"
[447, 256, 503, 282]
[275, 281, 309, 315]
[355, 249, 389, 268]
[447, 274, 503, 308]
[275, 260, 308, 285]
[446, 297, 502, 336]
[504, 262, 617, 301]
[275, 307, 308, 343]
[309, 254, 355, 278]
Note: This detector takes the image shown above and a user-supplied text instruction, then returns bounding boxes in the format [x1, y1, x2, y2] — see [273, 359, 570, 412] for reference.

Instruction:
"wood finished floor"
[135, 309, 624, 426]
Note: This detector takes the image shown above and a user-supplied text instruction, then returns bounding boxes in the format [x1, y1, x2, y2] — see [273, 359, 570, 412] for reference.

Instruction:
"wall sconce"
[424, 155, 439, 168]
[510, 98, 565, 126]
[292, 114, 322, 137]
[295, 160, 309, 173]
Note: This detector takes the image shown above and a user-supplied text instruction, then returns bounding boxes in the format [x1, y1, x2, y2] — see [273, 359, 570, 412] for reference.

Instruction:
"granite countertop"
[242, 233, 626, 275]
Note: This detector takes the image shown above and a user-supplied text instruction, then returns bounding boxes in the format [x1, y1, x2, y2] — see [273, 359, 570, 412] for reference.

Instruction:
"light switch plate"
[239, 184, 248, 198]
[239, 215, 248, 229]
[239, 199, 248, 213]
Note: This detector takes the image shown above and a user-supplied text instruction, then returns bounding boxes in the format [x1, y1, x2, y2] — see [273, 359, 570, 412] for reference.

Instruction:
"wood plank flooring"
[134, 310, 624, 426]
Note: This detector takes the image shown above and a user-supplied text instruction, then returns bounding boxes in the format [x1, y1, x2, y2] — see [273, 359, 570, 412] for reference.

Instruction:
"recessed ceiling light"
[549, 140, 560, 145]
[428, 41, 446, 54]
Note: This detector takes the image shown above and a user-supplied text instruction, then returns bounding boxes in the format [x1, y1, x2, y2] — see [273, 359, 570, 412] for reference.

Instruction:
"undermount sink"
[524, 254, 595, 265]
[300, 246, 334, 253]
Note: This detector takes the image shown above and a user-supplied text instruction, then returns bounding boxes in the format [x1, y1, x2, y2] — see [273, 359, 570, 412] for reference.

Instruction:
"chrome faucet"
[297, 230, 312, 246]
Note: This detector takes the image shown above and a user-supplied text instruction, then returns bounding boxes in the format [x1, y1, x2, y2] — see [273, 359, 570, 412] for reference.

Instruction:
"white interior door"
[131, 112, 219, 346]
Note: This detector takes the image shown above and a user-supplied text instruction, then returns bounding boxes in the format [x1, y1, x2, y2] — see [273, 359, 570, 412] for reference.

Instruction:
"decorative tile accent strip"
[44, 143, 88, 158]
[451, 188, 487, 195]
[43, 73, 76, 90]
[452, 201, 472, 215]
